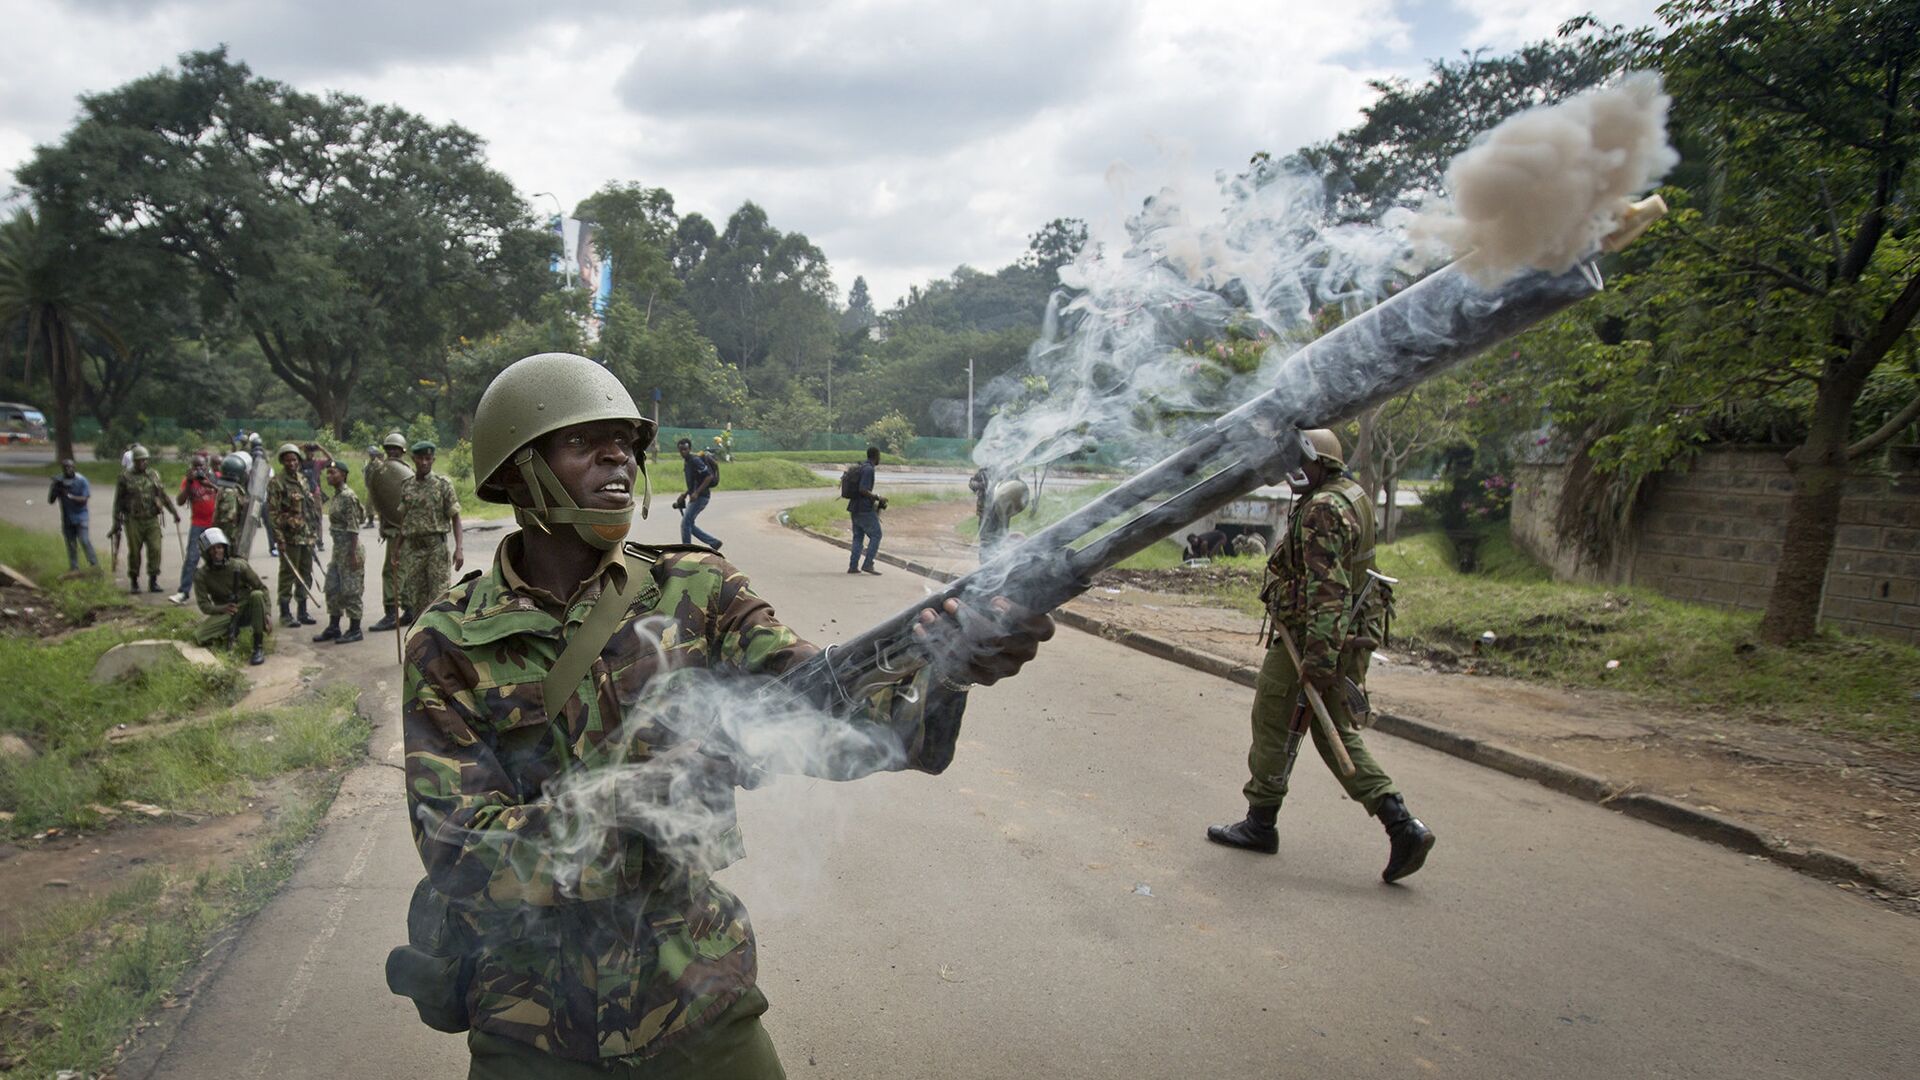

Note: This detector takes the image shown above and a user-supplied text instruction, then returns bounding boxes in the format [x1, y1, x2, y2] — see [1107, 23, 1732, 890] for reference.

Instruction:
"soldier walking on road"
[49, 459, 98, 571]
[389, 352, 1053, 1078]
[314, 461, 368, 644]
[188, 527, 267, 666]
[1207, 428, 1435, 883]
[394, 439, 463, 626]
[111, 444, 180, 594]
[267, 442, 319, 628]
[367, 432, 410, 632]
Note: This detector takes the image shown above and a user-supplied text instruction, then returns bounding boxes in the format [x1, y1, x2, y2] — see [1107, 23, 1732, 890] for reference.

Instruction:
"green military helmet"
[382, 432, 407, 452]
[1299, 428, 1345, 468]
[276, 442, 303, 463]
[130, 444, 150, 462]
[471, 352, 654, 549]
[220, 452, 250, 483]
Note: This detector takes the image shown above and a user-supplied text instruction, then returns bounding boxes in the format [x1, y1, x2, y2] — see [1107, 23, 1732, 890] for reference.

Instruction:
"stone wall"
[1512, 446, 1920, 644]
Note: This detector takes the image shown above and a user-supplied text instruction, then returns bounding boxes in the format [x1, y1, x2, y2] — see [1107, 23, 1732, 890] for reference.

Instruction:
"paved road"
[106, 489, 1920, 1079]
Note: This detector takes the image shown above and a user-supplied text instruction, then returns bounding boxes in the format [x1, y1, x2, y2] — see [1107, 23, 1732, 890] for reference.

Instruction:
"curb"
[781, 517, 1901, 896]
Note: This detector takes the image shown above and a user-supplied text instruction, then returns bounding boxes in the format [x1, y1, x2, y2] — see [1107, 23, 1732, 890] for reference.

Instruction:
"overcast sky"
[0, 0, 1662, 309]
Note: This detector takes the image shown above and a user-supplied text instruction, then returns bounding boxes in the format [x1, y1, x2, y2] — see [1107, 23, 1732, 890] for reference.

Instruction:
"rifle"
[110, 524, 121, 574]
[768, 198, 1667, 712]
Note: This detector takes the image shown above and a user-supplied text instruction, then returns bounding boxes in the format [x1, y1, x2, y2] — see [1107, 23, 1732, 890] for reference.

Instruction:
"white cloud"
[2, 0, 1665, 309]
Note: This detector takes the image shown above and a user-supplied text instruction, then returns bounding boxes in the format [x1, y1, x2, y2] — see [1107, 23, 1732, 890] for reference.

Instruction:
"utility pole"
[966, 357, 975, 441]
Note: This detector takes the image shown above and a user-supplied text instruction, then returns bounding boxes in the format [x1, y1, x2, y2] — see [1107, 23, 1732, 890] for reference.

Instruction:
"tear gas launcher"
[771, 197, 1667, 709]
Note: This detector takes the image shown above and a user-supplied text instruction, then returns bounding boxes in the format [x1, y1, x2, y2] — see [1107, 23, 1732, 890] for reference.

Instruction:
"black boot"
[313, 617, 340, 642]
[279, 602, 297, 628]
[1377, 794, 1435, 883]
[367, 607, 397, 633]
[1206, 804, 1280, 854]
[336, 619, 363, 644]
[397, 607, 416, 628]
[148, 575, 163, 593]
[297, 598, 316, 626]
[130, 575, 142, 594]
[249, 631, 266, 666]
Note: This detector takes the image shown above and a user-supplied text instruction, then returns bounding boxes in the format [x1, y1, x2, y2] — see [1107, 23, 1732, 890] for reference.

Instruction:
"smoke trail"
[973, 72, 1676, 480]
[1411, 71, 1678, 285]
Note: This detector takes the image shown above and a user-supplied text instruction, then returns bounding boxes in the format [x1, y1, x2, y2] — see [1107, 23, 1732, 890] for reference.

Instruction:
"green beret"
[409, 439, 437, 453]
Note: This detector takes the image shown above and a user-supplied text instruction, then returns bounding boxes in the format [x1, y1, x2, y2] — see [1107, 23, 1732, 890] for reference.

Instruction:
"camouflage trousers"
[325, 535, 364, 621]
[380, 529, 402, 610]
[1243, 639, 1398, 815]
[124, 516, 163, 581]
[189, 589, 267, 647]
[464, 988, 783, 1080]
[278, 542, 315, 611]
[396, 533, 450, 615]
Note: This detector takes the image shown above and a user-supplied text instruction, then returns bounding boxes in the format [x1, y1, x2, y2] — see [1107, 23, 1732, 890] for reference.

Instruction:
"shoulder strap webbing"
[539, 550, 655, 714]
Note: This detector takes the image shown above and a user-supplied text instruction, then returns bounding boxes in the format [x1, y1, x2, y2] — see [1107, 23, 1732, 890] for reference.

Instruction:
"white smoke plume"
[972, 71, 1676, 480]
[1411, 71, 1679, 285]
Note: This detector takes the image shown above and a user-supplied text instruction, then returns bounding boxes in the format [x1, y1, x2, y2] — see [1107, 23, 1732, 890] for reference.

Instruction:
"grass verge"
[1379, 529, 1920, 744]
[0, 719, 364, 1077]
[786, 491, 961, 535]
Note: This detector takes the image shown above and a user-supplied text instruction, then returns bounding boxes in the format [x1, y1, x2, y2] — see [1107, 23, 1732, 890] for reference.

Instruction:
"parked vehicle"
[0, 403, 47, 444]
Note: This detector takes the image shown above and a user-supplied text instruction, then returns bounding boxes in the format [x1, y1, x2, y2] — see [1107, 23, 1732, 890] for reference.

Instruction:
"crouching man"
[188, 527, 268, 666]
[394, 353, 1056, 1078]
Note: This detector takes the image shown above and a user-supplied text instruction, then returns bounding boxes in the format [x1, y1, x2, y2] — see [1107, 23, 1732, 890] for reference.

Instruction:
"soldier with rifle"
[111, 444, 180, 594]
[1207, 429, 1434, 883]
[388, 352, 1054, 1078]
[212, 452, 251, 545]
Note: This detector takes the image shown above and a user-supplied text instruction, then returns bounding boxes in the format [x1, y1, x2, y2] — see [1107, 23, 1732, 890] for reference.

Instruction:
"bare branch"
[1849, 391, 1920, 460]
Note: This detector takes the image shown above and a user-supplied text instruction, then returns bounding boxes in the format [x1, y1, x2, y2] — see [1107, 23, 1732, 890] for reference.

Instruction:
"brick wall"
[1512, 446, 1920, 644]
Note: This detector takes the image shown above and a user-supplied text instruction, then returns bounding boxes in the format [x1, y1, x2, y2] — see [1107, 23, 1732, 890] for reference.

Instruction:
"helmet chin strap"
[510, 448, 647, 551]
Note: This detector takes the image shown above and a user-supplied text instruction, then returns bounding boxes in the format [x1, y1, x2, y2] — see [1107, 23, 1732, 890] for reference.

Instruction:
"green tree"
[1635, 0, 1920, 638]
[677, 202, 837, 389]
[574, 182, 682, 326]
[596, 297, 749, 429]
[840, 275, 878, 335]
[0, 208, 123, 461]
[755, 385, 830, 450]
[862, 411, 916, 457]
[20, 49, 552, 434]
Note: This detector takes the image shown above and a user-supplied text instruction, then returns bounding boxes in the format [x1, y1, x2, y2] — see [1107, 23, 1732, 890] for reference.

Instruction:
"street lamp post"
[966, 357, 975, 441]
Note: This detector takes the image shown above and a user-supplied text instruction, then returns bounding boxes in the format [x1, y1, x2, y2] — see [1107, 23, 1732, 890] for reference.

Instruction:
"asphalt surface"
[109, 488, 1920, 1079]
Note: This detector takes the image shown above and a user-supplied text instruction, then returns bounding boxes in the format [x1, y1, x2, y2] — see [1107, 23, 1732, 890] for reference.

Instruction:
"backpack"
[840, 464, 862, 500]
[700, 451, 720, 489]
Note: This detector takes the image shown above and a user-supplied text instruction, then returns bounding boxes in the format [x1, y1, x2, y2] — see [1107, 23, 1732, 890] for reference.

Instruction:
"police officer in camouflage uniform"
[397, 352, 1054, 1079]
[188, 527, 268, 666]
[368, 432, 410, 632]
[266, 443, 319, 627]
[314, 461, 368, 644]
[213, 452, 250, 541]
[111, 444, 181, 594]
[393, 439, 463, 625]
[1207, 429, 1435, 883]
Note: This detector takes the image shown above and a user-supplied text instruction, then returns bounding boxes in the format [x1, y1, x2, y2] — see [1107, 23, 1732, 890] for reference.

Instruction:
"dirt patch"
[819, 496, 1920, 901]
[0, 581, 88, 637]
[0, 776, 309, 948]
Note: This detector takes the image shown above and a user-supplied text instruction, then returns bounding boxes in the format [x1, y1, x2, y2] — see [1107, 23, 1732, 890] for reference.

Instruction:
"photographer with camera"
[171, 451, 219, 603]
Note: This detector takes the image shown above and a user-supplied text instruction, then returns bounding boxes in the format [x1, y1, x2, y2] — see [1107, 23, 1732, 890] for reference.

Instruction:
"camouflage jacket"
[403, 534, 962, 1062]
[113, 468, 169, 523]
[266, 472, 317, 545]
[325, 486, 367, 539]
[398, 472, 457, 538]
[1266, 475, 1379, 683]
[212, 481, 247, 536]
[194, 557, 266, 615]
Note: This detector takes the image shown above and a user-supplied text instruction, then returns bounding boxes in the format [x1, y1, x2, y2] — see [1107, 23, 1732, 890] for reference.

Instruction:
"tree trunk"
[1758, 364, 1868, 644]
[47, 329, 78, 464]
[1351, 405, 1380, 504]
[1382, 472, 1401, 543]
